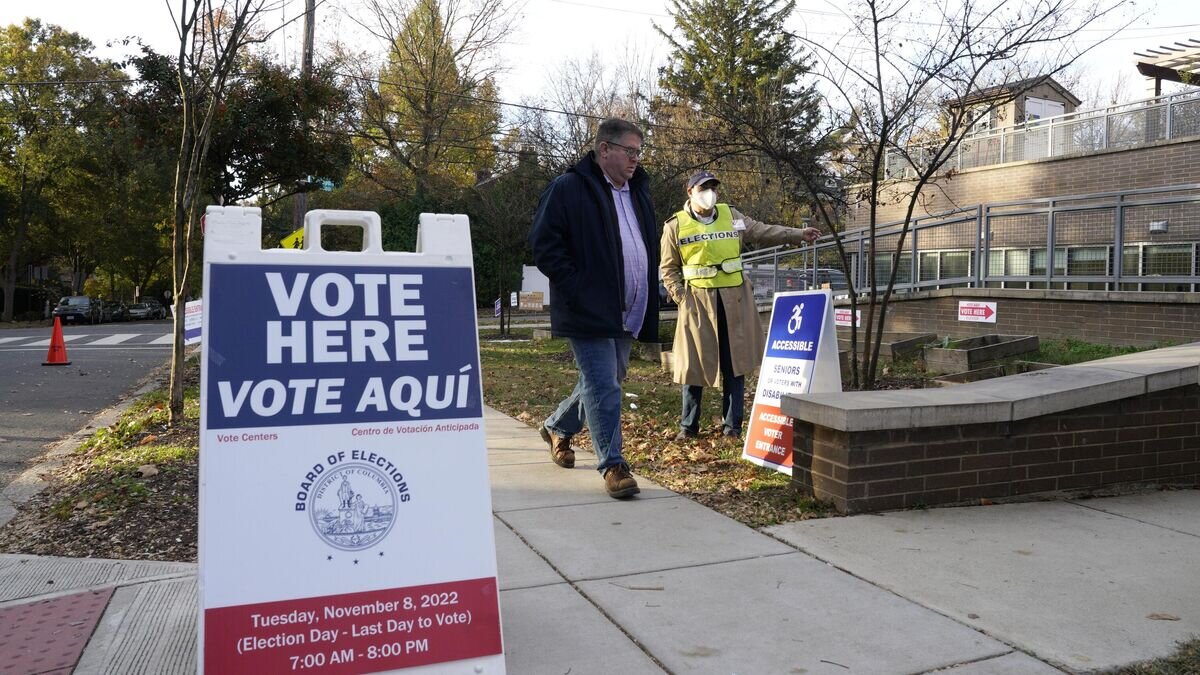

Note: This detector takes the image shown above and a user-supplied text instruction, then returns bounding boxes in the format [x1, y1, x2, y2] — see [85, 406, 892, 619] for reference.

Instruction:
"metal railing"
[742, 183, 1200, 297]
[885, 89, 1200, 180]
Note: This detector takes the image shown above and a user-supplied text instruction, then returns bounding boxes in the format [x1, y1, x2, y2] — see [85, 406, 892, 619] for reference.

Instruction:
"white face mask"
[691, 188, 717, 212]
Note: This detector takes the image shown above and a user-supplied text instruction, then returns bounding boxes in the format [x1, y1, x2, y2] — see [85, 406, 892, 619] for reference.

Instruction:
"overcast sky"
[2, 0, 1196, 112]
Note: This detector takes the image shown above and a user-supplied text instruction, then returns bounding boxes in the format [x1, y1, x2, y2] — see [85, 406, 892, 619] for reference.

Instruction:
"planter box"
[923, 335, 1039, 374]
[838, 332, 936, 362]
[930, 360, 1057, 386]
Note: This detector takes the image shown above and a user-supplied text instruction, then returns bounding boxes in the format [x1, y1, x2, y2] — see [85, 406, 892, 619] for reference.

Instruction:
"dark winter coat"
[529, 152, 659, 342]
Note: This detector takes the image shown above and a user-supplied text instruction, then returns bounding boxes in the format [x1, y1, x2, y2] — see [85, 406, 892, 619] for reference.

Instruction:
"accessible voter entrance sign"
[743, 290, 842, 475]
[199, 208, 503, 674]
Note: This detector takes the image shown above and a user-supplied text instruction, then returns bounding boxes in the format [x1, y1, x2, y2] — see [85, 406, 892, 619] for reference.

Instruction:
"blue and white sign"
[743, 290, 842, 475]
[184, 299, 203, 345]
[198, 208, 503, 674]
[205, 264, 481, 429]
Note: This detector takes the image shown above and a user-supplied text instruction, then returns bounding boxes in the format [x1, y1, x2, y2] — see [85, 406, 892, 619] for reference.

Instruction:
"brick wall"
[850, 137, 1200, 228]
[792, 385, 1200, 513]
[833, 289, 1200, 347]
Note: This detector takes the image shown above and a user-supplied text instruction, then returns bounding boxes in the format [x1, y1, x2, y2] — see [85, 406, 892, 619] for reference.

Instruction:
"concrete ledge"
[783, 342, 1200, 432]
[833, 287, 1200, 305]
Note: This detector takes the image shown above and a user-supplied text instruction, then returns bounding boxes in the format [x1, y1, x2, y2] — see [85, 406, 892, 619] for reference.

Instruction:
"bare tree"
[166, 0, 289, 422]
[796, 0, 1132, 388]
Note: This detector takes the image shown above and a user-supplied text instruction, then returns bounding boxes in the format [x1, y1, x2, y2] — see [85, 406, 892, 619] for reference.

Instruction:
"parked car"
[144, 298, 168, 319]
[94, 299, 114, 323]
[52, 296, 99, 324]
[127, 302, 155, 321]
[107, 300, 129, 322]
[804, 268, 849, 291]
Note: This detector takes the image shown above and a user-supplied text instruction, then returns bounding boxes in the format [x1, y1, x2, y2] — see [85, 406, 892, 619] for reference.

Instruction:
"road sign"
[280, 227, 304, 249]
[743, 291, 842, 475]
[199, 208, 503, 674]
[958, 300, 997, 323]
[518, 292, 544, 311]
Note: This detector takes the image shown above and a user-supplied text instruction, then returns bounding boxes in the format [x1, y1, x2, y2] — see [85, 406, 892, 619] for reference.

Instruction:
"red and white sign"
[834, 307, 860, 328]
[958, 301, 997, 323]
[199, 208, 503, 674]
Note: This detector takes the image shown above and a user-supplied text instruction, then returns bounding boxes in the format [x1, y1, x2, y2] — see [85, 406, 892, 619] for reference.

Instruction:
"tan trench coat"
[660, 205, 812, 387]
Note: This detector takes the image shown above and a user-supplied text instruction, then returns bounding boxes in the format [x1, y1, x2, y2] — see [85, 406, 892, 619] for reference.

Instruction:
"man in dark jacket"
[529, 118, 659, 499]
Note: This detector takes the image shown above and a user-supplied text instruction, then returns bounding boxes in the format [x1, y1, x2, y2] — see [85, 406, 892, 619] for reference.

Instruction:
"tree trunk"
[2, 206, 31, 323]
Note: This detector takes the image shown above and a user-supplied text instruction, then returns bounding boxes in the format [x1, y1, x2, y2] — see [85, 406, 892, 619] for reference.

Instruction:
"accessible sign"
[199, 208, 503, 674]
[743, 291, 842, 475]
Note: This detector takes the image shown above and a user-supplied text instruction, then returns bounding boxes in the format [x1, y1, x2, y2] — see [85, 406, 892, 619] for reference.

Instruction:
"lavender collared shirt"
[604, 174, 649, 337]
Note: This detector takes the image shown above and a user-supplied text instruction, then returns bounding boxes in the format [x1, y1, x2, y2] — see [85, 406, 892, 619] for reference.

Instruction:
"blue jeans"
[680, 291, 744, 434]
[544, 337, 632, 473]
[681, 377, 745, 435]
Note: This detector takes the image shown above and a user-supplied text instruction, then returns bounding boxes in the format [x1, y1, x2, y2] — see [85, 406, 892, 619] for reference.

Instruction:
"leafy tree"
[653, 0, 829, 177]
[648, 0, 833, 259]
[0, 19, 119, 320]
[459, 148, 541, 333]
[205, 57, 354, 205]
[348, 0, 512, 198]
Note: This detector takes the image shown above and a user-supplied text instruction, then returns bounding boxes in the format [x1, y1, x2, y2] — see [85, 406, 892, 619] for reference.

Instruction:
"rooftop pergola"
[1135, 37, 1200, 95]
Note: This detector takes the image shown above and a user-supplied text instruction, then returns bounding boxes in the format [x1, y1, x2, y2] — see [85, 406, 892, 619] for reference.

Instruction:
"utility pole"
[292, 0, 316, 233]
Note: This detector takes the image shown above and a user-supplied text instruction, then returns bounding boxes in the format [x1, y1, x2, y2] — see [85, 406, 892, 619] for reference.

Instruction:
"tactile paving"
[0, 587, 114, 674]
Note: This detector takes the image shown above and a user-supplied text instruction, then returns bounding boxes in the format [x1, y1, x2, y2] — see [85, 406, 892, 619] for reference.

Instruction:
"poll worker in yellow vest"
[660, 170, 820, 440]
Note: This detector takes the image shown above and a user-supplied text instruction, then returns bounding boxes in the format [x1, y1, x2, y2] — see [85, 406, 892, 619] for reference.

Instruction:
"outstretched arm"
[733, 207, 820, 247]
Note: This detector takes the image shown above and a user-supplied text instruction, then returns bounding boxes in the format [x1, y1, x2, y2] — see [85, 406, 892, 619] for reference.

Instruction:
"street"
[0, 321, 173, 491]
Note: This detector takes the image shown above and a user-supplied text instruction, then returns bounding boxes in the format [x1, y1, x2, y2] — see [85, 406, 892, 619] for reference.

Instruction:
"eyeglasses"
[604, 139, 643, 160]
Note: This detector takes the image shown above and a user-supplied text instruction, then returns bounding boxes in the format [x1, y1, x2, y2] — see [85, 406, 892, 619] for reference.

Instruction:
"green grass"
[1030, 338, 1162, 365]
[53, 377, 202, 518]
[79, 385, 200, 457]
[1118, 637, 1200, 674]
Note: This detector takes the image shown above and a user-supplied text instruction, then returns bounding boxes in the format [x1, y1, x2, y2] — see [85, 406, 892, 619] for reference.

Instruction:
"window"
[1142, 244, 1192, 277]
[1066, 247, 1109, 276]
[919, 252, 939, 282]
[1025, 96, 1066, 123]
[1029, 248, 1066, 276]
[873, 253, 912, 286]
[940, 251, 971, 279]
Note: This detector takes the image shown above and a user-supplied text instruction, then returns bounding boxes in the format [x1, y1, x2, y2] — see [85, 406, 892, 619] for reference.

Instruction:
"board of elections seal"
[309, 463, 398, 551]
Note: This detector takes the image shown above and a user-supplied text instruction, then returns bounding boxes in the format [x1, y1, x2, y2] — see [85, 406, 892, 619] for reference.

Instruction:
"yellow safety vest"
[676, 204, 743, 288]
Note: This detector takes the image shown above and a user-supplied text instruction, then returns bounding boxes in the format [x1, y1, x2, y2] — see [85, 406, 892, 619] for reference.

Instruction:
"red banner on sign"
[744, 402, 794, 470]
[204, 577, 502, 674]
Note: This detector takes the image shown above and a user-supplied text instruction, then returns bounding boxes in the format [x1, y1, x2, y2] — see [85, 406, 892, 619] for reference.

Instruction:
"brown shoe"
[540, 425, 575, 468]
[603, 463, 640, 499]
[674, 429, 697, 442]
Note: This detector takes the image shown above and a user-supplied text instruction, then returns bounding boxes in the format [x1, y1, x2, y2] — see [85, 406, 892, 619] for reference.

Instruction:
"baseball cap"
[686, 170, 720, 190]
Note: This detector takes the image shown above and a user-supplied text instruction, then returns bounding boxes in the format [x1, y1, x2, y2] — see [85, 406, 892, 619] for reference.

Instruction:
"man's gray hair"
[595, 118, 643, 150]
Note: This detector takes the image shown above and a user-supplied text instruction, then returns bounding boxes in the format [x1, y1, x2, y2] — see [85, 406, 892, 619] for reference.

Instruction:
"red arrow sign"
[958, 301, 997, 322]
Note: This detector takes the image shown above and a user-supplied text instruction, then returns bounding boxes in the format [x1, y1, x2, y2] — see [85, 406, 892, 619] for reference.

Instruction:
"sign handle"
[302, 210, 384, 253]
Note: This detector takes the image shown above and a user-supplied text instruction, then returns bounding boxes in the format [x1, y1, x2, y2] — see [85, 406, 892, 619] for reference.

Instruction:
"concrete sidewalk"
[1, 406, 1196, 674]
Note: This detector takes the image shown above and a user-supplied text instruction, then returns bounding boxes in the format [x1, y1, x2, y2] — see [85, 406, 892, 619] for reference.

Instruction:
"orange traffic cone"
[43, 316, 71, 366]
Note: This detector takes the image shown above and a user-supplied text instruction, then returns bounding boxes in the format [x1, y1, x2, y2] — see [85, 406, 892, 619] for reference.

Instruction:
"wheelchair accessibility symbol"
[787, 303, 804, 334]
